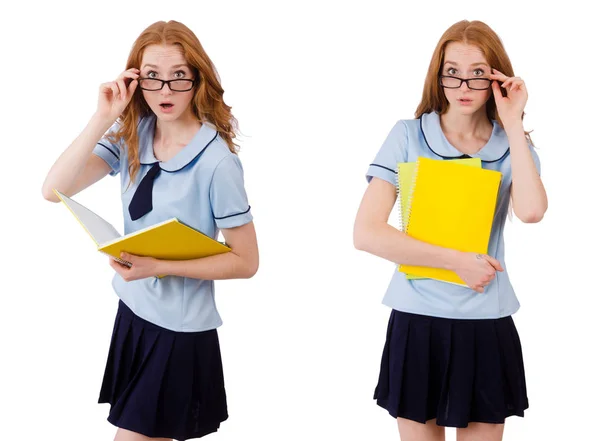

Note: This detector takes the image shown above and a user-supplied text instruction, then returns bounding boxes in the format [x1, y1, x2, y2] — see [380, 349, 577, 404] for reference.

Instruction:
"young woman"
[42, 21, 258, 441]
[354, 20, 547, 441]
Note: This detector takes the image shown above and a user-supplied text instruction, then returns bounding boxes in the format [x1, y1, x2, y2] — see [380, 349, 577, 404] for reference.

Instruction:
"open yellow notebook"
[397, 157, 482, 280]
[397, 157, 502, 286]
[54, 189, 231, 278]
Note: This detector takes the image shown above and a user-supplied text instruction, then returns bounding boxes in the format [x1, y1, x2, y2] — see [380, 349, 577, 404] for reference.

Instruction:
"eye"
[473, 68, 485, 76]
[174, 70, 187, 78]
[447, 67, 457, 75]
[146, 70, 158, 79]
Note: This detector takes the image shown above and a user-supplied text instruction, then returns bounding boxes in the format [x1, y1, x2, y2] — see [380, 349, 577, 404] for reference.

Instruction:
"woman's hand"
[109, 252, 161, 281]
[490, 68, 527, 128]
[96, 68, 140, 122]
[453, 252, 504, 293]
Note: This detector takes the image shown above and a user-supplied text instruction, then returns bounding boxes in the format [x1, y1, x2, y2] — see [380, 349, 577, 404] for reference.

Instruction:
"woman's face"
[441, 42, 493, 116]
[139, 44, 196, 122]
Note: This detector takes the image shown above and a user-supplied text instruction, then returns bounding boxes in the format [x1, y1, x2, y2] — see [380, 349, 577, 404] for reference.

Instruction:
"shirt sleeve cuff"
[366, 163, 397, 186]
[215, 206, 253, 229]
[92, 143, 120, 176]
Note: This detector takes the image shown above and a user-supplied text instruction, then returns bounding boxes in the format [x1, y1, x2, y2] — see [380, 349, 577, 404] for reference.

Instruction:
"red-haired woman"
[42, 20, 259, 441]
[354, 20, 547, 441]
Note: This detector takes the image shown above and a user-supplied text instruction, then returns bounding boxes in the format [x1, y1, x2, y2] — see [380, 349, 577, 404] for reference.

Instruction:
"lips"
[160, 103, 174, 108]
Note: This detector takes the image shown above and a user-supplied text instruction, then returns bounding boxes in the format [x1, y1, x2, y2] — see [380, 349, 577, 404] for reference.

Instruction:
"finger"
[120, 252, 137, 266]
[483, 255, 504, 272]
[100, 82, 116, 101]
[503, 79, 524, 91]
[491, 80, 504, 102]
[491, 69, 508, 80]
[117, 79, 127, 100]
[100, 82, 113, 93]
[119, 71, 140, 82]
[109, 258, 123, 274]
[127, 78, 139, 96]
[501, 78, 517, 88]
[509, 80, 525, 92]
[110, 82, 119, 101]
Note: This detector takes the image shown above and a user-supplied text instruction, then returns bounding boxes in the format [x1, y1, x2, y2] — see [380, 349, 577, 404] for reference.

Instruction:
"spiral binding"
[100, 251, 133, 268]
[396, 164, 404, 231]
[403, 159, 421, 234]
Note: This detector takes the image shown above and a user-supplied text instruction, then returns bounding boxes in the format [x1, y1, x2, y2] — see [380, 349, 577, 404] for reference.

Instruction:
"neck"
[439, 108, 491, 139]
[155, 109, 202, 146]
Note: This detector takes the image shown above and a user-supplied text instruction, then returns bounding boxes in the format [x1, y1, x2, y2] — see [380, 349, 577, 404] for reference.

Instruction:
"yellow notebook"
[54, 189, 231, 278]
[397, 157, 482, 280]
[397, 157, 482, 231]
[397, 157, 502, 285]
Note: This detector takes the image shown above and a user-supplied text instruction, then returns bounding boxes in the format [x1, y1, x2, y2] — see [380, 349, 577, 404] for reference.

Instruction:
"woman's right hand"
[453, 252, 504, 293]
[95, 68, 140, 122]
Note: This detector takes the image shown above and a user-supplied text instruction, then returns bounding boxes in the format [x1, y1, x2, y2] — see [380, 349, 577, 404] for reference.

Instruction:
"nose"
[160, 82, 173, 96]
[460, 80, 470, 92]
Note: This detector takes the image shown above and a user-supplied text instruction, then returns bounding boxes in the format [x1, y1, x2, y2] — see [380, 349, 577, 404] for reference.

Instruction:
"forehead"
[443, 42, 488, 66]
[141, 44, 188, 68]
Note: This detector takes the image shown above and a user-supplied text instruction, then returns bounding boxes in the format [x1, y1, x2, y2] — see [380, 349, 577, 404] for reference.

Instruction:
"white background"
[2, 1, 598, 440]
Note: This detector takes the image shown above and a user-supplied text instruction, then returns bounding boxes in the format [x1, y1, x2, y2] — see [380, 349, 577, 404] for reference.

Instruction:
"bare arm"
[41, 113, 115, 202]
[506, 123, 548, 223]
[353, 177, 503, 293]
[353, 177, 461, 269]
[160, 221, 259, 279]
[489, 69, 547, 223]
[41, 68, 140, 202]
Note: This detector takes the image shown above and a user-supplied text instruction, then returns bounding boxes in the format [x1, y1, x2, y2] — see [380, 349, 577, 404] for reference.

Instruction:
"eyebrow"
[141, 64, 189, 70]
[444, 61, 489, 68]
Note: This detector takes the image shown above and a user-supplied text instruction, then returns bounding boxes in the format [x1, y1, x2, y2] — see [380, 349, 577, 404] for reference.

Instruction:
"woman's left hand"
[109, 252, 162, 281]
[490, 68, 527, 128]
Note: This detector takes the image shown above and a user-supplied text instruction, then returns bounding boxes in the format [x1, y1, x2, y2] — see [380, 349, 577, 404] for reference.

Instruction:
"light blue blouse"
[93, 114, 253, 331]
[366, 111, 541, 319]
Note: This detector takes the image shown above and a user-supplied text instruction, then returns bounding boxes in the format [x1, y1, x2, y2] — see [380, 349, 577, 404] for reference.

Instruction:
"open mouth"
[160, 103, 174, 109]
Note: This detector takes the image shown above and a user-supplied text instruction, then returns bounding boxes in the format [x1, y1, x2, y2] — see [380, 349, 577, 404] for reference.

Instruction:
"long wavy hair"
[415, 20, 533, 144]
[107, 20, 239, 183]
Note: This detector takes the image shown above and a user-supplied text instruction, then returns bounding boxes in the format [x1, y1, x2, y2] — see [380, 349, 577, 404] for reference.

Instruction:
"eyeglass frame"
[438, 75, 492, 91]
[138, 78, 196, 92]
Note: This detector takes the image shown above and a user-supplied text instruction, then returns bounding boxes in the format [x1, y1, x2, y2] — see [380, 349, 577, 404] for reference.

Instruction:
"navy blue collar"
[419, 111, 509, 163]
[139, 115, 218, 172]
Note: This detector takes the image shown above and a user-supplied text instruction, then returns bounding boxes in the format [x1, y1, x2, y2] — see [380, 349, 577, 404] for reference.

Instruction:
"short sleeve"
[209, 154, 253, 229]
[92, 121, 122, 176]
[528, 144, 541, 175]
[366, 120, 408, 186]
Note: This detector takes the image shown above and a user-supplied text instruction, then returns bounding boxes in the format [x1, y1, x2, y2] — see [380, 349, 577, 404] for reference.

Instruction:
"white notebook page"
[56, 190, 122, 246]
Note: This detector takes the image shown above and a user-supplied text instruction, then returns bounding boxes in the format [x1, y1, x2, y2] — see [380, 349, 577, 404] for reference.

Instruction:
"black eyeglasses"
[138, 78, 195, 92]
[439, 76, 492, 91]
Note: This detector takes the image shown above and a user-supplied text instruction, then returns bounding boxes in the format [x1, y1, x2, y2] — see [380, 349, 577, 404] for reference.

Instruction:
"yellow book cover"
[397, 157, 481, 281]
[398, 157, 502, 286]
[54, 189, 230, 278]
[397, 157, 482, 231]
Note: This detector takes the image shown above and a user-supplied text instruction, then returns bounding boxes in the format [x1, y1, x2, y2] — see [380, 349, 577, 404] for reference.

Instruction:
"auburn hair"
[107, 20, 239, 182]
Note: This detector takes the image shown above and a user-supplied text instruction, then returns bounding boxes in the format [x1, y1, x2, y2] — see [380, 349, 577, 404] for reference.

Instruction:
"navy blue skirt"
[374, 309, 528, 428]
[98, 300, 228, 440]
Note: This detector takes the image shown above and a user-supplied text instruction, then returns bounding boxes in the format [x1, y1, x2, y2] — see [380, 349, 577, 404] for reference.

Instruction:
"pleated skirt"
[98, 300, 228, 440]
[374, 309, 528, 428]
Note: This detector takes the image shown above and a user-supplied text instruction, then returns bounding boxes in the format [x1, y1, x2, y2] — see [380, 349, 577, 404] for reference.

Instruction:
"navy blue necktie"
[129, 162, 161, 221]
